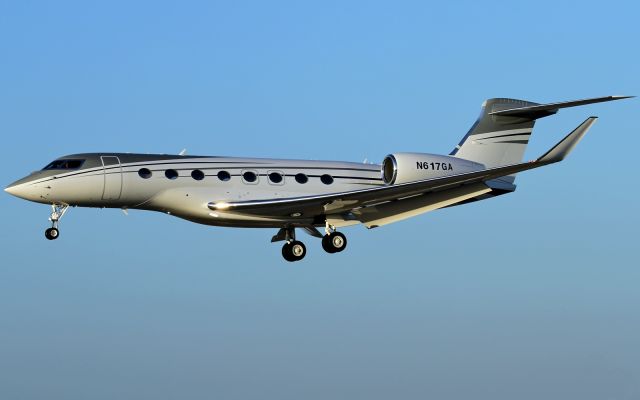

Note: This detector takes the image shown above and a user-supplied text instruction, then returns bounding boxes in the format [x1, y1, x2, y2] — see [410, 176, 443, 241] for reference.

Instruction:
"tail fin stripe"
[471, 128, 532, 140]
[475, 132, 532, 141]
[494, 139, 529, 144]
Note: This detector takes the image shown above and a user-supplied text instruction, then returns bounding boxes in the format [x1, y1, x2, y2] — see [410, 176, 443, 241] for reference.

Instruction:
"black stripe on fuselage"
[103, 159, 380, 172]
[34, 167, 383, 184]
[34, 161, 381, 184]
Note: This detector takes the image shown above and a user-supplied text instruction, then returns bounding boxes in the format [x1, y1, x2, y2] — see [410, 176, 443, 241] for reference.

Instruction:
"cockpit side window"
[42, 159, 85, 170]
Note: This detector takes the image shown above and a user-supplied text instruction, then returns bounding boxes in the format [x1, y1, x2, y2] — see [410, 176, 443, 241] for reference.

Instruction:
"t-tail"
[451, 95, 632, 189]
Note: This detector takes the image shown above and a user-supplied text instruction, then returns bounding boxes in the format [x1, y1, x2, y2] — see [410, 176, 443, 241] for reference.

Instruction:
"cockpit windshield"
[42, 159, 85, 170]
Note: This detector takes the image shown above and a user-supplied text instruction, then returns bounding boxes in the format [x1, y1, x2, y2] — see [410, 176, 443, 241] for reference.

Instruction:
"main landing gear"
[276, 226, 308, 262]
[45, 204, 69, 240]
[274, 223, 348, 262]
[282, 240, 307, 262]
[322, 231, 347, 254]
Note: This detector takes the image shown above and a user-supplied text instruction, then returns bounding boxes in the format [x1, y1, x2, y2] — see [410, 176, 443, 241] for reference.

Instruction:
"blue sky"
[1, 1, 638, 399]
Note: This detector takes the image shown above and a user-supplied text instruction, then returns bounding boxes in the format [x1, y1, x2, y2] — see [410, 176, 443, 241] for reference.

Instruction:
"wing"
[208, 117, 597, 218]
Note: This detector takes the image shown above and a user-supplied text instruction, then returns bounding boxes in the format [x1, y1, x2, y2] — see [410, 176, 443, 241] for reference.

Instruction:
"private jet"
[5, 95, 631, 261]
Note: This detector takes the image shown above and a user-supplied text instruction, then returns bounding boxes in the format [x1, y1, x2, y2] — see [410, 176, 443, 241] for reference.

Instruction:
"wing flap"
[355, 183, 492, 228]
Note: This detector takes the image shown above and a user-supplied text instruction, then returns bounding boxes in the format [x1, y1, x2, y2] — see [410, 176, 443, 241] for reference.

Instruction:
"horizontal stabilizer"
[489, 95, 633, 119]
[537, 117, 597, 163]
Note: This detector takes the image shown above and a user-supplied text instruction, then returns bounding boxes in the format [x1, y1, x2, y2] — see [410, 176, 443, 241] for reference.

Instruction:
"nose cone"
[5, 183, 18, 196]
[5, 180, 29, 200]
[5, 175, 44, 202]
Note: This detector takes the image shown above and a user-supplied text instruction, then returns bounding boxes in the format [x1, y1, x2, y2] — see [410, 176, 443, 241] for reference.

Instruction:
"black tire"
[282, 242, 295, 262]
[322, 235, 337, 253]
[322, 232, 347, 253]
[289, 240, 306, 261]
[330, 232, 347, 253]
[45, 227, 59, 240]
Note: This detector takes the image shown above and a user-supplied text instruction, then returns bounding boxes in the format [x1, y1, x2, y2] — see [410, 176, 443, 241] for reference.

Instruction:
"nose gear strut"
[45, 203, 69, 240]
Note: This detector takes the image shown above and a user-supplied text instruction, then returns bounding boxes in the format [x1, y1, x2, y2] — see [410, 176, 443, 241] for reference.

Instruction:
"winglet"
[537, 117, 598, 164]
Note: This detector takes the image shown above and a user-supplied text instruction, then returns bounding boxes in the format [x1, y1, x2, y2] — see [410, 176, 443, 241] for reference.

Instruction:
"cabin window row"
[137, 168, 334, 185]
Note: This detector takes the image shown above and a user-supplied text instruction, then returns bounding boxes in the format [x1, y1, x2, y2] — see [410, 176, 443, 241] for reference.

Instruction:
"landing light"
[212, 202, 231, 210]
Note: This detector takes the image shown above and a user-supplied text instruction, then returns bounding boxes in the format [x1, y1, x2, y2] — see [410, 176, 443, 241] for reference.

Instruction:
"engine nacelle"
[381, 152, 485, 185]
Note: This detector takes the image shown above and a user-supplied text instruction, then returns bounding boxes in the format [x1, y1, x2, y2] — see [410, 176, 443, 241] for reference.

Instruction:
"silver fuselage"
[6, 153, 384, 228]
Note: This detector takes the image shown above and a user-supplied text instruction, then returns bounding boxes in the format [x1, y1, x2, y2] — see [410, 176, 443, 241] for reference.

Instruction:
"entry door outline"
[101, 156, 122, 200]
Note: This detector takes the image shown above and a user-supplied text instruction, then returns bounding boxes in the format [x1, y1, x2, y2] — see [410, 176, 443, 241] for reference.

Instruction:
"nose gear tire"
[45, 227, 59, 240]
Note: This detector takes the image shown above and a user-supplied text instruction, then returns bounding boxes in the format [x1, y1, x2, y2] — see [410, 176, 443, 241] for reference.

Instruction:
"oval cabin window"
[165, 169, 179, 180]
[191, 169, 205, 181]
[268, 172, 283, 184]
[138, 168, 152, 179]
[217, 171, 231, 181]
[242, 171, 257, 183]
[320, 174, 334, 185]
[295, 173, 308, 184]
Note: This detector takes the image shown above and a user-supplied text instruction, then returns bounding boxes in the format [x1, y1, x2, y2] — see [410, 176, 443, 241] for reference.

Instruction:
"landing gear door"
[101, 156, 122, 200]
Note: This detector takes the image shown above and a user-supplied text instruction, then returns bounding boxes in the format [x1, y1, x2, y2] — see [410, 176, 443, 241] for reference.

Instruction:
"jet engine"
[381, 152, 485, 185]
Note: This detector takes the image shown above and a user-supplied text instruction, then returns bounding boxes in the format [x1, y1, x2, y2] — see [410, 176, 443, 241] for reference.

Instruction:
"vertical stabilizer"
[452, 95, 632, 172]
[451, 98, 539, 170]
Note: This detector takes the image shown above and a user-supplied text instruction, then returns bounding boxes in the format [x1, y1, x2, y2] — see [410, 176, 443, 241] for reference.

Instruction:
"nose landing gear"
[45, 204, 69, 241]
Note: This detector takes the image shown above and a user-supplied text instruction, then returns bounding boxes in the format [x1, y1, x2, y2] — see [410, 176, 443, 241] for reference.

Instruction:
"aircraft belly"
[143, 186, 316, 228]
